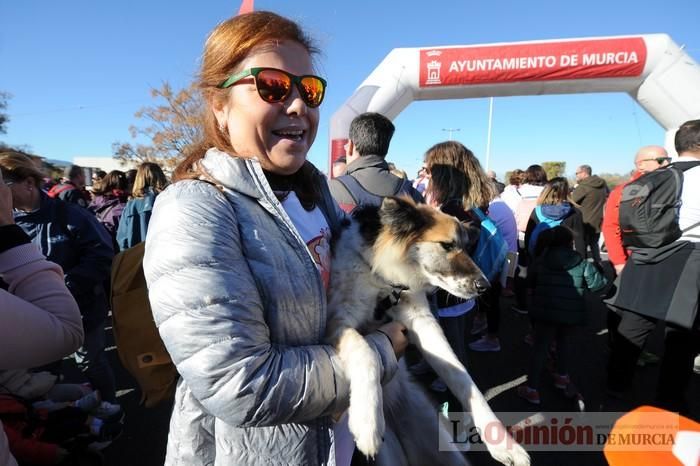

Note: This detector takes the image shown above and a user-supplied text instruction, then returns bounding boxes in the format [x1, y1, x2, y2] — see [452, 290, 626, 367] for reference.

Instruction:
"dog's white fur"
[326, 198, 530, 466]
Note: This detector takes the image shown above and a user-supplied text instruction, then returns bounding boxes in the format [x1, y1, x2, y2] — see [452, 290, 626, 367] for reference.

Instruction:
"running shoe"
[552, 373, 571, 390]
[74, 390, 102, 412]
[517, 385, 541, 405]
[91, 401, 123, 422]
[469, 336, 501, 352]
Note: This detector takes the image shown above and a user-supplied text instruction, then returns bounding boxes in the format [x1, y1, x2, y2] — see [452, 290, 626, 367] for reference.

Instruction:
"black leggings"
[479, 281, 502, 334]
[527, 322, 573, 389]
[607, 310, 699, 411]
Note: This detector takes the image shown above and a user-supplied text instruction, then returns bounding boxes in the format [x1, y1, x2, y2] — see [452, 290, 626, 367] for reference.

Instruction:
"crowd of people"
[0, 156, 169, 465]
[1, 9, 698, 466]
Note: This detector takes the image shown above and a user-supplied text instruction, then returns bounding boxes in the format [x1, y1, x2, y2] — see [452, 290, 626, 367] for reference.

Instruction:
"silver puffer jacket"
[144, 149, 397, 466]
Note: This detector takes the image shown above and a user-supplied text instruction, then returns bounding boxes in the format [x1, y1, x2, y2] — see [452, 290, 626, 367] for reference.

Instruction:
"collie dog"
[326, 197, 529, 466]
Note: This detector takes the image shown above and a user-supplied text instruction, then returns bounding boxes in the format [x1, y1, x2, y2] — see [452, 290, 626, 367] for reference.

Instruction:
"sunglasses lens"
[256, 69, 292, 103]
[299, 76, 325, 108]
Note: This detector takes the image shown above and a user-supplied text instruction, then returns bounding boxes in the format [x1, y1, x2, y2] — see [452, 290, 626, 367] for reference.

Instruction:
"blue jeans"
[74, 320, 116, 402]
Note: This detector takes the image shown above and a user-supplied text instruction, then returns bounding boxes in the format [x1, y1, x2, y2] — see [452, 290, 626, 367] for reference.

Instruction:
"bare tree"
[113, 82, 204, 170]
[0, 92, 11, 135]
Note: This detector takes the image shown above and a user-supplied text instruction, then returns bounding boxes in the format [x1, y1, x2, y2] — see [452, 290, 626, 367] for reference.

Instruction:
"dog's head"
[359, 196, 489, 299]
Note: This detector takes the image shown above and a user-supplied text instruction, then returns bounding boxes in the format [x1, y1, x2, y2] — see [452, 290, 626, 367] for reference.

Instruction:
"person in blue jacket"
[524, 177, 587, 263]
[116, 162, 168, 251]
[0, 152, 117, 407]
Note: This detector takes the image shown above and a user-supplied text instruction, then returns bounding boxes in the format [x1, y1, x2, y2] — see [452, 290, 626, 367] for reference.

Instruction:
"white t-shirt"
[677, 156, 700, 243]
[501, 184, 522, 213]
[280, 192, 332, 291]
[279, 192, 353, 466]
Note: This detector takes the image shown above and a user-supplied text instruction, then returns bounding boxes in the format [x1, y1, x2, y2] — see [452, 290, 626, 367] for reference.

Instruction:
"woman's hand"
[377, 321, 408, 358]
[0, 178, 14, 226]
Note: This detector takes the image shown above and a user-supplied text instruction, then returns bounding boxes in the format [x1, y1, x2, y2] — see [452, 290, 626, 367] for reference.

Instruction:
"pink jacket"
[0, 242, 83, 466]
[0, 243, 83, 369]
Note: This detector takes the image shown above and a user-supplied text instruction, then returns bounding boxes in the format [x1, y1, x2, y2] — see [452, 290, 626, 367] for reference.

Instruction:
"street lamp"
[442, 128, 460, 141]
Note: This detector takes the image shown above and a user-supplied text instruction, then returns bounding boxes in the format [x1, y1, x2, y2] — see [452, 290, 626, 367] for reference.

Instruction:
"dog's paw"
[348, 400, 385, 457]
[486, 437, 530, 466]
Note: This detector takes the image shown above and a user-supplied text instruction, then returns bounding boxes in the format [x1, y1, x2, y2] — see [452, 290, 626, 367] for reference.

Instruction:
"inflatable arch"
[329, 34, 700, 169]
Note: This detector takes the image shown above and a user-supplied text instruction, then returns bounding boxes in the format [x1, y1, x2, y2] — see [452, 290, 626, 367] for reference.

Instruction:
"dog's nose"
[474, 277, 490, 293]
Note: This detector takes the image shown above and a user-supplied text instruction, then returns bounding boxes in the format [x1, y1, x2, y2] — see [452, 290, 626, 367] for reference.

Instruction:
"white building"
[72, 156, 139, 173]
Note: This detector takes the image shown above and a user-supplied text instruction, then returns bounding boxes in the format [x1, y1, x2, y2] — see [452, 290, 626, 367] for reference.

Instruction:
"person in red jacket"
[602, 145, 670, 274]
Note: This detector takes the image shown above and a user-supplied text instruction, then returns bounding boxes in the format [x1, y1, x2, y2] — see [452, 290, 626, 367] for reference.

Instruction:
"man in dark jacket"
[607, 120, 700, 412]
[47, 165, 91, 208]
[13, 192, 117, 403]
[329, 112, 423, 212]
[572, 165, 608, 264]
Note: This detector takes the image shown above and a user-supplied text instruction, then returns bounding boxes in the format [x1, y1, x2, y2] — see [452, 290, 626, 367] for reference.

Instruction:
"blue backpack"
[471, 207, 508, 282]
[528, 206, 564, 256]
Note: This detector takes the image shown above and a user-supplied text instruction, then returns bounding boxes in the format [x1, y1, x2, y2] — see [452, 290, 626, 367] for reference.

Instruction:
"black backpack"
[335, 175, 415, 210]
[619, 161, 700, 248]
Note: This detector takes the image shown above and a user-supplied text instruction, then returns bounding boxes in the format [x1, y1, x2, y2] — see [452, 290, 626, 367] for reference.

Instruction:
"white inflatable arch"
[329, 34, 700, 168]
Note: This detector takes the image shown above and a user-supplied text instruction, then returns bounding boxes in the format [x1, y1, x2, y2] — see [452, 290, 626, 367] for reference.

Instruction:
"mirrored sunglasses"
[218, 67, 326, 108]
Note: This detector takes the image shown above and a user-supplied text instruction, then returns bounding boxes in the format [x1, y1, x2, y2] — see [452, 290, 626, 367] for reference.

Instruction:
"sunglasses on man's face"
[639, 157, 671, 165]
[218, 67, 327, 108]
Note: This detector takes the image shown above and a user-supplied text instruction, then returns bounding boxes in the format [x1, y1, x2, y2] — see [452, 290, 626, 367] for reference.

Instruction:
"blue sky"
[2, 0, 699, 180]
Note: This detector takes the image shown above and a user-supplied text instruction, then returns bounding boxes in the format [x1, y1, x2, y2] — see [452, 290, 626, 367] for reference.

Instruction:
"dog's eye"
[440, 241, 456, 252]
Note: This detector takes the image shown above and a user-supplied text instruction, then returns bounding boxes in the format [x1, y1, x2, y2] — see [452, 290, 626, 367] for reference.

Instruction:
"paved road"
[94, 273, 699, 466]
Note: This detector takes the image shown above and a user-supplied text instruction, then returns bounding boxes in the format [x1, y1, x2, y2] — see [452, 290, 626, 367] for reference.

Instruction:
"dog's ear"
[379, 196, 433, 239]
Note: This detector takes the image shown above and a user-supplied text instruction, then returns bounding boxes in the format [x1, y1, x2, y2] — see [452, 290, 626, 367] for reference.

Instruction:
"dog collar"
[374, 284, 410, 320]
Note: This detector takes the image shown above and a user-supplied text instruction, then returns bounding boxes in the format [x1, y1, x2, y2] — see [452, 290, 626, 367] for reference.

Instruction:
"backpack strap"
[681, 220, 700, 236]
[334, 175, 384, 207]
[471, 206, 487, 222]
[670, 160, 700, 172]
[396, 177, 414, 197]
[48, 183, 75, 199]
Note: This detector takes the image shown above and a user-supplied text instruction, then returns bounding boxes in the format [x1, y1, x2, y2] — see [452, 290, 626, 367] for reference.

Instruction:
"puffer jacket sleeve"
[144, 182, 348, 428]
[583, 261, 608, 293]
[0, 238, 83, 369]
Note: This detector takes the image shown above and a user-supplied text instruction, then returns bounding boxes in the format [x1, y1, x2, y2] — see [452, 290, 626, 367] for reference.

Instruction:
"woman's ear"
[344, 140, 354, 157]
[211, 94, 229, 131]
[23, 177, 37, 191]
